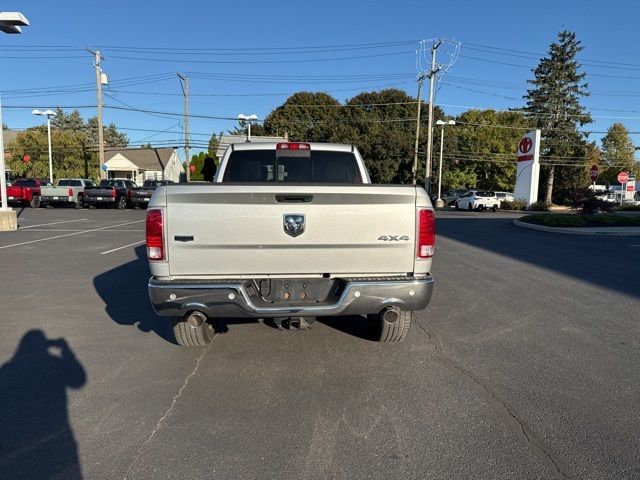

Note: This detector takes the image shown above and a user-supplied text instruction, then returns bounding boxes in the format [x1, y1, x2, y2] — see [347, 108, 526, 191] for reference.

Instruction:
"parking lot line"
[100, 240, 145, 255]
[0, 220, 144, 250]
[19, 218, 88, 229]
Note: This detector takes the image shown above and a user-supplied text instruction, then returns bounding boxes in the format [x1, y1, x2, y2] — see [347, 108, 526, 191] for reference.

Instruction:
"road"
[0, 207, 638, 480]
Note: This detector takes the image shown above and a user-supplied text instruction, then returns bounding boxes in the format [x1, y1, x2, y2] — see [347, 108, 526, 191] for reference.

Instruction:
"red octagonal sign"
[589, 165, 599, 182]
[618, 171, 629, 183]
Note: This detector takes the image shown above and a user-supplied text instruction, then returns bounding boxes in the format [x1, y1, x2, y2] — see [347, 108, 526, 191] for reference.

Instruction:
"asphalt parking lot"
[1, 207, 639, 480]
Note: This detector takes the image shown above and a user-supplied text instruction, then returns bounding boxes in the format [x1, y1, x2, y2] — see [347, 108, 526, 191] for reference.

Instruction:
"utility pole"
[178, 73, 190, 182]
[424, 40, 441, 195]
[412, 74, 427, 185]
[87, 49, 105, 179]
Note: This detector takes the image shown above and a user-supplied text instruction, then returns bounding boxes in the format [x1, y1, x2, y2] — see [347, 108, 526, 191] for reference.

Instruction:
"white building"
[103, 147, 184, 183]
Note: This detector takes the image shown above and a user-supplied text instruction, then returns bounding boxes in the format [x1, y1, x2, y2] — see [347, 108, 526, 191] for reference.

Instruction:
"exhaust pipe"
[381, 306, 399, 324]
[186, 311, 207, 328]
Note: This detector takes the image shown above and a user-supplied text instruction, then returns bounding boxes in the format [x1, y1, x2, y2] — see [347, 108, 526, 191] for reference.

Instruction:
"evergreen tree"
[524, 30, 592, 203]
[600, 123, 638, 183]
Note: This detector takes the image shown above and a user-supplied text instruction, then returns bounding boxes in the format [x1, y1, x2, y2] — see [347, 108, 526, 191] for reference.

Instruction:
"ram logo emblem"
[284, 214, 305, 237]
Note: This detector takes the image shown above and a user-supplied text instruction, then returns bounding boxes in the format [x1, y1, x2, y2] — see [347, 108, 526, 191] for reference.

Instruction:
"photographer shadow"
[93, 245, 175, 343]
[0, 330, 86, 479]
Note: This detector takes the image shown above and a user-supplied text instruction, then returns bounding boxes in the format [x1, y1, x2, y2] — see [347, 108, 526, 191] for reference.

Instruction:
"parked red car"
[6, 178, 51, 208]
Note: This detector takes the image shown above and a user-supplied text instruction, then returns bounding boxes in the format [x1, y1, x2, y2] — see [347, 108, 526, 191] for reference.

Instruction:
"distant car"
[431, 189, 469, 206]
[495, 191, 515, 203]
[142, 180, 174, 189]
[455, 190, 500, 211]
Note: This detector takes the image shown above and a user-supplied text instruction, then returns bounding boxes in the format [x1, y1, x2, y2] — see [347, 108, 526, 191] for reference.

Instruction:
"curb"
[513, 219, 640, 237]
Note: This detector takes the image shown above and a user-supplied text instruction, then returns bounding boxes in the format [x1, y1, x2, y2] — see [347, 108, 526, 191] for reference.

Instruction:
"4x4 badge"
[283, 214, 305, 237]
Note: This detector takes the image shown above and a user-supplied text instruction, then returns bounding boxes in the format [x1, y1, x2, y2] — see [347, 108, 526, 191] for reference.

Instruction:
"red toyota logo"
[519, 137, 533, 154]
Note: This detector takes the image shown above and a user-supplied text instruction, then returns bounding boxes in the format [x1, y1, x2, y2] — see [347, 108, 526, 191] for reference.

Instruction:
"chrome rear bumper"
[148, 275, 433, 318]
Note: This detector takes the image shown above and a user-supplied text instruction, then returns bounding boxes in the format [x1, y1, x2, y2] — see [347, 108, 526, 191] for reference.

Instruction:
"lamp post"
[435, 120, 456, 208]
[1, 11, 29, 231]
[238, 114, 258, 141]
[32, 109, 56, 183]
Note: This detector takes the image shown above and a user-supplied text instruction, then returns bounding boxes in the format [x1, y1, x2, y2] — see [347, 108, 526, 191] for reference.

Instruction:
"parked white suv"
[495, 191, 515, 203]
[455, 190, 500, 211]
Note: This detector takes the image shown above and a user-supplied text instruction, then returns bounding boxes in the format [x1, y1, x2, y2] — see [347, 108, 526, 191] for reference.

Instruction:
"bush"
[519, 213, 640, 228]
[500, 199, 527, 210]
[615, 204, 640, 212]
[571, 189, 615, 215]
[527, 201, 551, 211]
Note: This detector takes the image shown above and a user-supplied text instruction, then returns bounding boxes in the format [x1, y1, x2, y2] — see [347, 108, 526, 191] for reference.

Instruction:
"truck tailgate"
[165, 185, 418, 276]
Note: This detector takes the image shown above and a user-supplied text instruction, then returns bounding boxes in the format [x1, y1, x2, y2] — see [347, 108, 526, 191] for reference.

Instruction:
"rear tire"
[75, 195, 84, 209]
[172, 317, 215, 346]
[369, 309, 412, 342]
[29, 196, 41, 208]
[492, 205, 498, 212]
[116, 196, 127, 209]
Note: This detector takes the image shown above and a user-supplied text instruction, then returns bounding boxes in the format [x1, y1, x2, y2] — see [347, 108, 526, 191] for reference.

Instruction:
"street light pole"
[46, 115, 53, 183]
[435, 120, 455, 208]
[0, 97, 8, 212]
[238, 114, 258, 141]
[32, 109, 57, 183]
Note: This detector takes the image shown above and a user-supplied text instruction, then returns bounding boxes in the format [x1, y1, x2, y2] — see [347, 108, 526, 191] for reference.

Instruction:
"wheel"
[492, 205, 498, 212]
[116, 196, 127, 209]
[75, 195, 84, 209]
[172, 317, 215, 346]
[368, 309, 412, 342]
[29, 196, 41, 208]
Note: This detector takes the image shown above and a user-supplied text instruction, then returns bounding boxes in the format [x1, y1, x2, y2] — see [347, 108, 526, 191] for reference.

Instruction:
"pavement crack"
[122, 336, 215, 480]
[416, 320, 576, 480]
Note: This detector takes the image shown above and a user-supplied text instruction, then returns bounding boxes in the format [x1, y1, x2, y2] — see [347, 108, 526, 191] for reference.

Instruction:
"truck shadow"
[0, 330, 86, 479]
[437, 214, 640, 299]
[93, 245, 175, 344]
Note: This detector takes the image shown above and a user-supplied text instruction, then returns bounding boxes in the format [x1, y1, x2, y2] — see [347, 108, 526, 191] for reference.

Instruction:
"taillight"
[111, 188, 116, 197]
[146, 209, 164, 260]
[417, 209, 435, 258]
[68, 187, 73, 196]
[276, 142, 310, 150]
[127, 189, 132, 199]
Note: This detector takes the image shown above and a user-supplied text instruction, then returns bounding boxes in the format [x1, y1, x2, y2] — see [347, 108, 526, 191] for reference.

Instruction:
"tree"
[442, 110, 531, 191]
[7, 127, 94, 180]
[85, 117, 129, 148]
[600, 123, 638, 184]
[51, 108, 85, 133]
[524, 30, 592, 203]
[264, 92, 344, 142]
[207, 133, 220, 158]
[189, 152, 207, 181]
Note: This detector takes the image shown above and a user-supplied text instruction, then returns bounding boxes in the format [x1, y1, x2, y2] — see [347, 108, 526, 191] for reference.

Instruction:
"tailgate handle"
[275, 194, 313, 203]
[174, 235, 194, 242]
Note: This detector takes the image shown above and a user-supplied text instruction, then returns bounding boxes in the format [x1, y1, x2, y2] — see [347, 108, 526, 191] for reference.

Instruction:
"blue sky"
[1, 0, 639, 157]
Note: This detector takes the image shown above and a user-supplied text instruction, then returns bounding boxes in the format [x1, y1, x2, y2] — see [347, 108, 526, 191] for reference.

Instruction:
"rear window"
[99, 180, 119, 187]
[15, 179, 38, 187]
[476, 191, 495, 197]
[58, 179, 82, 187]
[222, 149, 362, 183]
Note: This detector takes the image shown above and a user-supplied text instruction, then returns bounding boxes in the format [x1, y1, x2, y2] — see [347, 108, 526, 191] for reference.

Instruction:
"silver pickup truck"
[40, 178, 97, 208]
[147, 142, 435, 346]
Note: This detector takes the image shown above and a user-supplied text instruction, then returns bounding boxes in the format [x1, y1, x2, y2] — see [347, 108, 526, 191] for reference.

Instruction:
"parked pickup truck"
[127, 180, 174, 208]
[6, 178, 51, 208]
[147, 142, 435, 346]
[84, 179, 139, 209]
[40, 178, 97, 208]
